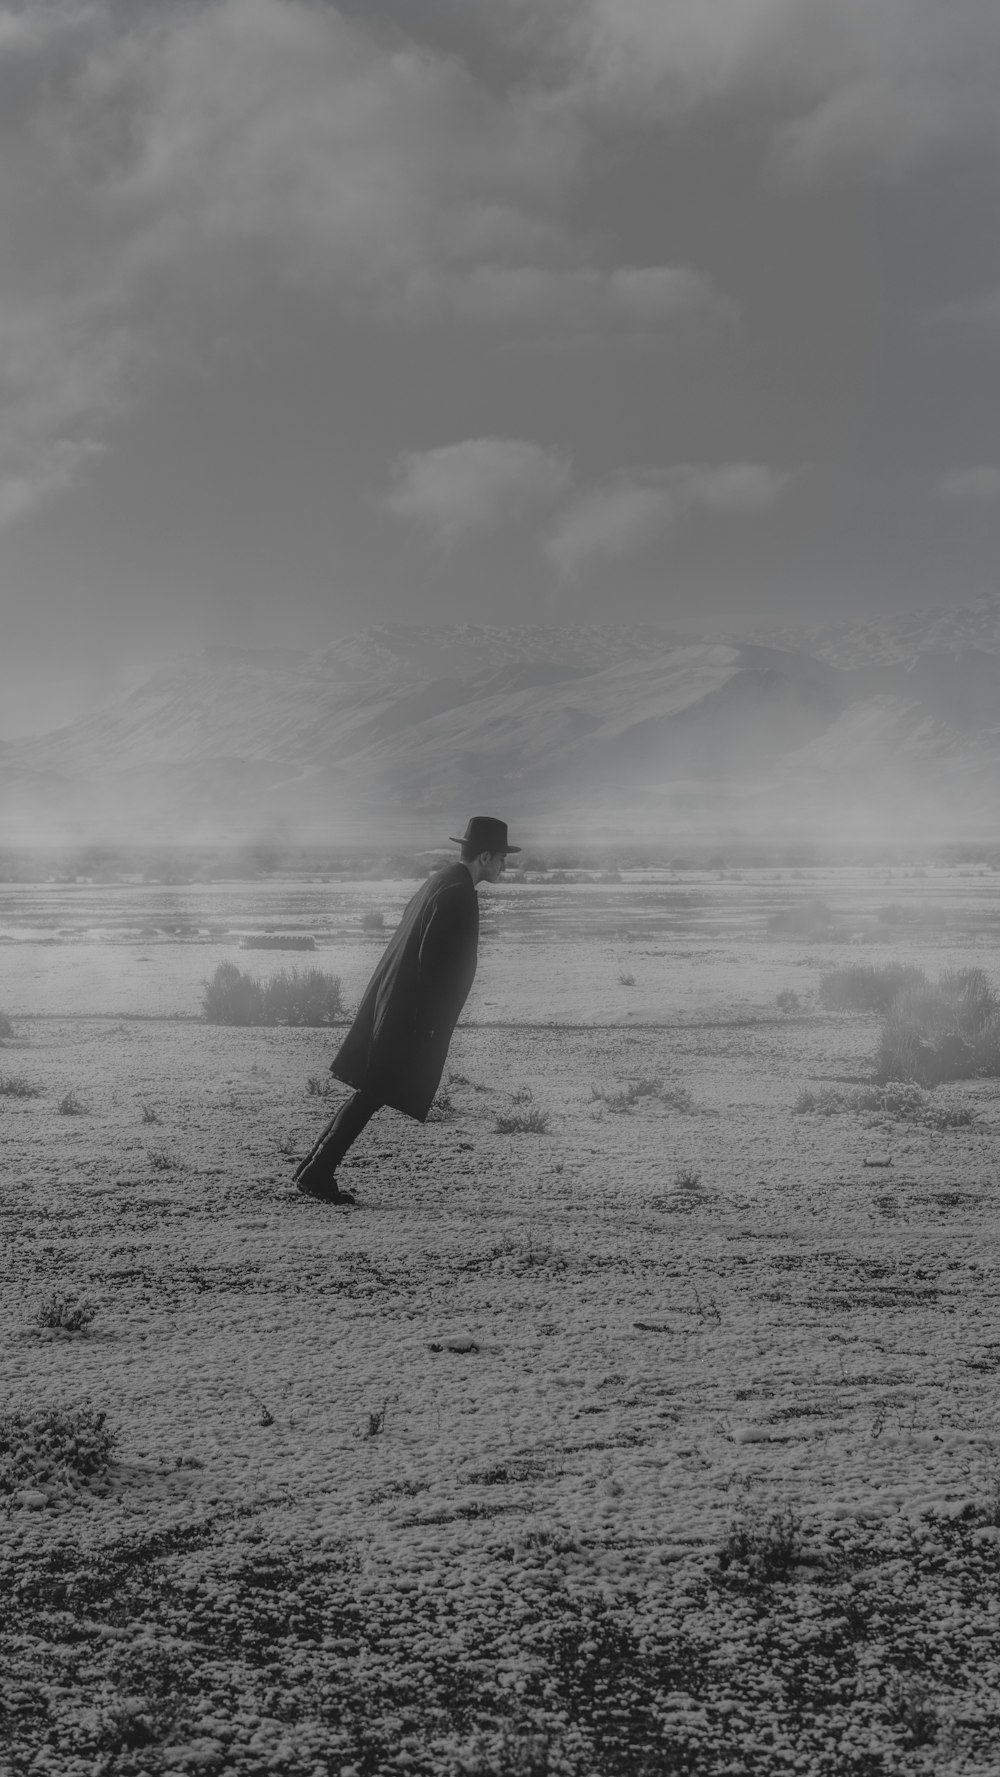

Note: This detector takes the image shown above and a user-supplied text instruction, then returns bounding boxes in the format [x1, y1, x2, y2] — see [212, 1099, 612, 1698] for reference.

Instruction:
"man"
[293, 815, 520, 1205]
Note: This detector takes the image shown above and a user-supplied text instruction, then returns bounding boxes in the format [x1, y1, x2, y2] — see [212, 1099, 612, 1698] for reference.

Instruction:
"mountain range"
[4, 597, 1000, 847]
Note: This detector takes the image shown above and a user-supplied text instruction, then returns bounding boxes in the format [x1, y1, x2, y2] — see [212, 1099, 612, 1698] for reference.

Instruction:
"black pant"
[294, 1089, 383, 1188]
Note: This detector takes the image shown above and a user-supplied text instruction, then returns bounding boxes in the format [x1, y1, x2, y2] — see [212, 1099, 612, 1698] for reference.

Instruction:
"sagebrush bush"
[360, 910, 385, 932]
[203, 961, 343, 1025]
[203, 961, 261, 1024]
[673, 1167, 703, 1191]
[0, 1403, 117, 1493]
[0, 1074, 42, 1098]
[718, 1503, 803, 1583]
[0, 1011, 14, 1039]
[767, 899, 836, 940]
[775, 988, 802, 1013]
[819, 963, 927, 1013]
[874, 969, 1000, 1086]
[57, 1090, 88, 1115]
[35, 1293, 96, 1334]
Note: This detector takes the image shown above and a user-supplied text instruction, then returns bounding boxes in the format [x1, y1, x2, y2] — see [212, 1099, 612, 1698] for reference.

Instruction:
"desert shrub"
[0, 1012, 14, 1039]
[673, 1167, 703, 1191]
[793, 1086, 853, 1115]
[0, 1403, 117, 1493]
[203, 961, 343, 1025]
[0, 1074, 42, 1098]
[203, 961, 264, 1024]
[307, 1073, 334, 1096]
[140, 1103, 159, 1124]
[240, 934, 316, 950]
[921, 1100, 977, 1130]
[428, 1090, 454, 1120]
[718, 1503, 803, 1583]
[34, 1293, 96, 1334]
[148, 1148, 175, 1171]
[874, 968, 1000, 1085]
[854, 1081, 928, 1119]
[819, 963, 927, 1013]
[57, 1089, 89, 1115]
[617, 967, 636, 987]
[660, 1084, 696, 1112]
[360, 909, 385, 932]
[495, 1108, 551, 1135]
[767, 899, 836, 940]
[263, 968, 344, 1025]
[775, 988, 801, 1013]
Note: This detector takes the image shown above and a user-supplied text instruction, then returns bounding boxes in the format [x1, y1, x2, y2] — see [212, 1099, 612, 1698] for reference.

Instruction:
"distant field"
[2, 864, 1000, 1773]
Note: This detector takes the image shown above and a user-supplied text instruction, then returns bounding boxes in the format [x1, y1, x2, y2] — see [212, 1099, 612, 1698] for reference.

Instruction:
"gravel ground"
[2, 867, 1000, 1774]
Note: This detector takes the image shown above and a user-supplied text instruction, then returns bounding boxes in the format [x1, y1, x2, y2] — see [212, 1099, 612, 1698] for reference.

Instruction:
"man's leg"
[294, 1089, 383, 1201]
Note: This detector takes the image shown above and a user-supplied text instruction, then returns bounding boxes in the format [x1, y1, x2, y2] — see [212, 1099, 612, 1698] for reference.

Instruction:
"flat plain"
[2, 857, 1000, 1776]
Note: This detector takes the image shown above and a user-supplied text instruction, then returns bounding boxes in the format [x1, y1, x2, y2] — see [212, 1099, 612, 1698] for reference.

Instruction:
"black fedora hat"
[449, 815, 521, 854]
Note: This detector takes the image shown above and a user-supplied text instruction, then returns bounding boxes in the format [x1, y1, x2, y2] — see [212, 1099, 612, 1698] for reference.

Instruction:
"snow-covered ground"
[2, 867, 1000, 1774]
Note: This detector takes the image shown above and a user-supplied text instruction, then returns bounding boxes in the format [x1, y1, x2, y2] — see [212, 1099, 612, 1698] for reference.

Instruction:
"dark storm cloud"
[1, 0, 1000, 731]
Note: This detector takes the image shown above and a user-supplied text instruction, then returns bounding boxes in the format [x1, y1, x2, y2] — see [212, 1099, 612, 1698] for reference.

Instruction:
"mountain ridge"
[4, 600, 1000, 845]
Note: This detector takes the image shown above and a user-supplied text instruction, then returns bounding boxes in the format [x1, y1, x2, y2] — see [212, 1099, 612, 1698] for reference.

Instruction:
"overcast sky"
[2, 0, 1000, 733]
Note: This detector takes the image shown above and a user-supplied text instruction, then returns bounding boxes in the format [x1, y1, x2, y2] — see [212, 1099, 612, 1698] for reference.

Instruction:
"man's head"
[451, 815, 520, 886]
[465, 848, 506, 885]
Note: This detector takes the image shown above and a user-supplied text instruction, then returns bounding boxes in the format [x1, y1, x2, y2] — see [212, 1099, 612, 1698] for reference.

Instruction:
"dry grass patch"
[794, 1080, 975, 1128]
[495, 1107, 551, 1135]
[592, 1076, 695, 1114]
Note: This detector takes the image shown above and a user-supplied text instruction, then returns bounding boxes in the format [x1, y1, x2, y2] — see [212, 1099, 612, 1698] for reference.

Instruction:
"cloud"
[546, 463, 791, 575]
[387, 439, 573, 547]
[0, 296, 128, 524]
[927, 289, 1000, 327]
[427, 262, 735, 332]
[0, 0, 730, 520]
[111, 0, 579, 299]
[936, 466, 1000, 504]
[497, 0, 1000, 179]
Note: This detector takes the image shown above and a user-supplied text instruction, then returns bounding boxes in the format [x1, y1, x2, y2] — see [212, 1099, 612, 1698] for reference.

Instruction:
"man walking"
[293, 816, 520, 1204]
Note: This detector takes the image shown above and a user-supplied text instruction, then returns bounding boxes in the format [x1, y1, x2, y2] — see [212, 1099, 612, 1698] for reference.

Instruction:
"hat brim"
[449, 837, 521, 852]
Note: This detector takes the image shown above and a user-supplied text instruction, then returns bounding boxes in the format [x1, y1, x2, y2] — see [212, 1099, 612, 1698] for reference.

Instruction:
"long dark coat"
[331, 863, 479, 1121]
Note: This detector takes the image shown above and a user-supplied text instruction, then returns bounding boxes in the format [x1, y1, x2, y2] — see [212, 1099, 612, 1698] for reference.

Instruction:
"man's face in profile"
[480, 851, 506, 885]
